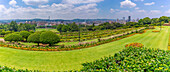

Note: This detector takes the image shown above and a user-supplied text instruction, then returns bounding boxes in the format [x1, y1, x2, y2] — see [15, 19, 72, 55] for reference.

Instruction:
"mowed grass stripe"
[0, 26, 169, 71]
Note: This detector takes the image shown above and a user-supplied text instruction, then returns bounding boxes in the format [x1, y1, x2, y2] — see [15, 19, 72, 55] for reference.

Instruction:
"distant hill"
[0, 19, 116, 23]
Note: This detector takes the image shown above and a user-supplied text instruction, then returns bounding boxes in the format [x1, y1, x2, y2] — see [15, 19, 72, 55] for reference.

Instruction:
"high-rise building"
[128, 16, 131, 22]
[123, 17, 125, 21]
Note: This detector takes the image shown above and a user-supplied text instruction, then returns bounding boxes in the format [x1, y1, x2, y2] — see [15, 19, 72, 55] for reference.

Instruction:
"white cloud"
[0, 5, 6, 12]
[150, 10, 161, 14]
[134, 0, 144, 1]
[22, 0, 49, 5]
[62, 0, 104, 4]
[137, 10, 145, 12]
[9, 0, 17, 6]
[135, 7, 139, 10]
[120, 0, 136, 8]
[165, 9, 170, 14]
[144, 2, 155, 6]
[110, 9, 119, 13]
[38, 5, 49, 8]
[110, 8, 115, 13]
[0, 3, 100, 19]
[161, 5, 164, 7]
[74, 3, 98, 13]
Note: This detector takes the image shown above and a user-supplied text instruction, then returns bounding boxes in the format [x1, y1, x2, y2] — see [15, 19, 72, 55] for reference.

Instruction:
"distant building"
[116, 18, 119, 22]
[128, 16, 131, 22]
[123, 17, 125, 21]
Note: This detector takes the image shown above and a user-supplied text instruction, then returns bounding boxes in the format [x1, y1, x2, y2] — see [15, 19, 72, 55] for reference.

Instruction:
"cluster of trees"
[4, 31, 60, 46]
[139, 16, 169, 26]
[55, 16, 169, 33]
[56, 21, 143, 33]
[57, 22, 79, 33]
[0, 21, 36, 32]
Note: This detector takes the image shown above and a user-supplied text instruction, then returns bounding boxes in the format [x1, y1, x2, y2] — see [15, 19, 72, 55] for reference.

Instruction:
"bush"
[40, 31, 60, 46]
[125, 43, 144, 48]
[20, 31, 31, 41]
[81, 47, 170, 71]
[4, 34, 23, 42]
[27, 32, 41, 46]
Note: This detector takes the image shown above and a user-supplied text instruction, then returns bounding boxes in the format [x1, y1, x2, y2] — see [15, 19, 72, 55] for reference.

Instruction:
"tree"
[151, 18, 159, 24]
[40, 31, 60, 46]
[20, 31, 31, 41]
[57, 24, 63, 33]
[9, 21, 18, 32]
[61, 25, 69, 32]
[142, 17, 151, 25]
[159, 16, 169, 23]
[27, 32, 41, 46]
[4, 34, 23, 42]
[69, 22, 79, 32]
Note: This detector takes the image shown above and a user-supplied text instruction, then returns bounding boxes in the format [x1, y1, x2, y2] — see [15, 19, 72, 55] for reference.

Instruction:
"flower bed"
[152, 30, 160, 32]
[80, 47, 170, 71]
[168, 33, 170, 50]
[125, 43, 144, 48]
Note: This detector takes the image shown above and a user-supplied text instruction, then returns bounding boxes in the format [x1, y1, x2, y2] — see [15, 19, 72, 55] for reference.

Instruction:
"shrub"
[20, 31, 31, 41]
[0, 31, 6, 35]
[81, 47, 170, 71]
[40, 31, 60, 46]
[152, 30, 160, 32]
[4, 34, 23, 42]
[125, 43, 144, 48]
[27, 32, 41, 46]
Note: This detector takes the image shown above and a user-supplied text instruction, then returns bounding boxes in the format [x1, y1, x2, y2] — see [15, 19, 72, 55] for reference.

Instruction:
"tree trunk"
[38, 43, 39, 46]
[49, 44, 52, 46]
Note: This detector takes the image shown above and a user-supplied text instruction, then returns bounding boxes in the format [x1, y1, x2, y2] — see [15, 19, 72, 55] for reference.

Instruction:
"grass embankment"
[0, 26, 169, 71]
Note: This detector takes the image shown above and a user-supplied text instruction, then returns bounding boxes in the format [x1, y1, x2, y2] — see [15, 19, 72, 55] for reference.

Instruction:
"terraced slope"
[0, 26, 169, 71]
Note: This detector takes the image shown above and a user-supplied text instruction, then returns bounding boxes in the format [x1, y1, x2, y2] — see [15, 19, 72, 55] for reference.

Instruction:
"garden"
[0, 16, 170, 71]
[0, 27, 146, 51]
[0, 26, 169, 71]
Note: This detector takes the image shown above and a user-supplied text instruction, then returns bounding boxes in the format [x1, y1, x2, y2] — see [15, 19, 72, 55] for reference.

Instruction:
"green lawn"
[0, 26, 169, 71]
[36, 28, 59, 32]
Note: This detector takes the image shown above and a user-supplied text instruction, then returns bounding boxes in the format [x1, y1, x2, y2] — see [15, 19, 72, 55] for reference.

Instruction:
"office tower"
[123, 17, 125, 21]
[128, 16, 131, 22]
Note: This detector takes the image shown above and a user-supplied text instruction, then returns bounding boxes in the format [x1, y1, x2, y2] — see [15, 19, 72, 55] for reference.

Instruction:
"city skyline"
[0, 0, 170, 19]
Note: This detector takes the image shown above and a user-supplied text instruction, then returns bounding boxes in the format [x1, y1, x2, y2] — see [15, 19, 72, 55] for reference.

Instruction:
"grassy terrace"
[0, 26, 169, 71]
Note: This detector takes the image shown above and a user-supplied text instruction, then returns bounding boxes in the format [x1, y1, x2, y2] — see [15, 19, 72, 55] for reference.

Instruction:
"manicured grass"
[0, 26, 169, 71]
[36, 28, 59, 32]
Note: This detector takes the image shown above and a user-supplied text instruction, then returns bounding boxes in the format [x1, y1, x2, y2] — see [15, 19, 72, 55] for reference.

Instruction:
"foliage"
[61, 25, 69, 32]
[27, 32, 41, 46]
[18, 23, 36, 31]
[40, 31, 60, 46]
[68, 22, 79, 32]
[139, 17, 151, 25]
[20, 31, 31, 41]
[4, 33, 23, 42]
[152, 30, 160, 32]
[9, 21, 18, 31]
[81, 47, 170, 71]
[57, 24, 63, 33]
[125, 43, 144, 48]
[159, 16, 169, 23]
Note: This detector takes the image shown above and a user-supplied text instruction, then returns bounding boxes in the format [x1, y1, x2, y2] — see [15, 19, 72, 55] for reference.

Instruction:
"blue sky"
[0, 0, 169, 20]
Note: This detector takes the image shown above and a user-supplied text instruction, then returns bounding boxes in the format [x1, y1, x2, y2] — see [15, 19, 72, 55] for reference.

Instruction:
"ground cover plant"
[81, 47, 170, 71]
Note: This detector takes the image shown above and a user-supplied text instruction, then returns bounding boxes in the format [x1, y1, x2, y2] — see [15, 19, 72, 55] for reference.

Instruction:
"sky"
[0, 0, 170, 20]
